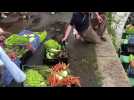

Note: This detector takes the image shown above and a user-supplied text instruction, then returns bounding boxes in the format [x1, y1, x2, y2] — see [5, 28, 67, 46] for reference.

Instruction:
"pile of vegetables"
[126, 24, 134, 33]
[5, 46, 28, 59]
[23, 34, 35, 42]
[35, 31, 47, 42]
[58, 76, 81, 87]
[22, 63, 80, 87]
[44, 39, 62, 59]
[5, 33, 39, 59]
[5, 34, 29, 47]
[48, 63, 81, 87]
[24, 69, 47, 87]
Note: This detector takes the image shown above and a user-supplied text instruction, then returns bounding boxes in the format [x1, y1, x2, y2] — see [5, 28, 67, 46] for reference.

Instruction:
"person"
[62, 12, 106, 43]
[91, 12, 107, 41]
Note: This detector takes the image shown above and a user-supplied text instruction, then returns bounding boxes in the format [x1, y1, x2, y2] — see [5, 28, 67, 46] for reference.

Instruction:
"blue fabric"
[1, 59, 21, 86]
[30, 34, 40, 50]
[0, 47, 26, 84]
[128, 65, 134, 78]
[18, 30, 41, 50]
[18, 30, 33, 35]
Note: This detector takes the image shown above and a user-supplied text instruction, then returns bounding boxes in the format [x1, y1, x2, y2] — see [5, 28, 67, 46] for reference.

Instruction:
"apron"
[91, 13, 107, 37]
[79, 12, 102, 43]
[80, 25, 101, 43]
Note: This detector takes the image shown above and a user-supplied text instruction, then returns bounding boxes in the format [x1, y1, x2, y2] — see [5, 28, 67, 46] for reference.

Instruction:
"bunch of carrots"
[48, 72, 60, 87]
[48, 63, 81, 87]
[51, 62, 69, 72]
[59, 76, 81, 87]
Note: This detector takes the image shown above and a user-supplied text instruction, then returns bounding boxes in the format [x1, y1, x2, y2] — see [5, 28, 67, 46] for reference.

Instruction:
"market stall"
[119, 16, 134, 86]
[0, 28, 81, 87]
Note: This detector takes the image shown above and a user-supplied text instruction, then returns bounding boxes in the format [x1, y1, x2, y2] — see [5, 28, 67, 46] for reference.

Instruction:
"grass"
[106, 12, 118, 50]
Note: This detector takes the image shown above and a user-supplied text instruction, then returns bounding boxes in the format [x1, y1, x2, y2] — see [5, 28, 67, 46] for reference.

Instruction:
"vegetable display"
[4, 46, 28, 59]
[48, 73, 61, 87]
[129, 54, 134, 62]
[44, 39, 61, 50]
[44, 39, 62, 59]
[51, 63, 69, 73]
[5, 34, 29, 46]
[24, 69, 47, 87]
[48, 63, 81, 87]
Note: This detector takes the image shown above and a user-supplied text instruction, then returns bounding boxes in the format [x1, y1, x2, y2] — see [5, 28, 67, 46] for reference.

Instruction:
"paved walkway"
[96, 32, 130, 87]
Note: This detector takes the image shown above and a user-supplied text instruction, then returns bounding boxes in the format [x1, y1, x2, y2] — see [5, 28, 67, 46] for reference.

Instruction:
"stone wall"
[111, 12, 130, 49]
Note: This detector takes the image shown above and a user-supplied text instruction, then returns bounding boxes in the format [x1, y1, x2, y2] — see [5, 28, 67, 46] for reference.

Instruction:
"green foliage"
[5, 34, 29, 46]
[106, 12, 118, 50]
[24, 69, 47, 87]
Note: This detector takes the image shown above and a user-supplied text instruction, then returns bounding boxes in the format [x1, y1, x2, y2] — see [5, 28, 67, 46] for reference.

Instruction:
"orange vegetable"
[58, 76, 81, 87]
[51, 62, 69, 72]
[48, 72, 60, 87]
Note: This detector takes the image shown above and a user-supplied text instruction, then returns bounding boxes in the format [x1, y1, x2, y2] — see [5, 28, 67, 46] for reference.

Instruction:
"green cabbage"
[44, 39, 61, 50]
[44, 39, 62, 59]
[24, 69, 47, 87]
[5, 34, 29, 46]
[35, 31, 47, 42]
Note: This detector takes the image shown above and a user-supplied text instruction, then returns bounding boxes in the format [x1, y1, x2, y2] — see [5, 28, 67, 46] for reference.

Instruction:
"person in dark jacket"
[62, 12, 106, 43]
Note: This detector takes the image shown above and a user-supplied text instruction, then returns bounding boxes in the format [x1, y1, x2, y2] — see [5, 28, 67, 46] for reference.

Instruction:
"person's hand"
[75, 34, 80, 40]
[62, 37, 67, 42]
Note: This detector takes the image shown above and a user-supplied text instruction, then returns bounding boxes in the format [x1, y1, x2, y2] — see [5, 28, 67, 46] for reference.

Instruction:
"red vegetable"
[48, 72, 60, 87]
[58, 76, 81, 87]
[51, 63, 69, 72]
